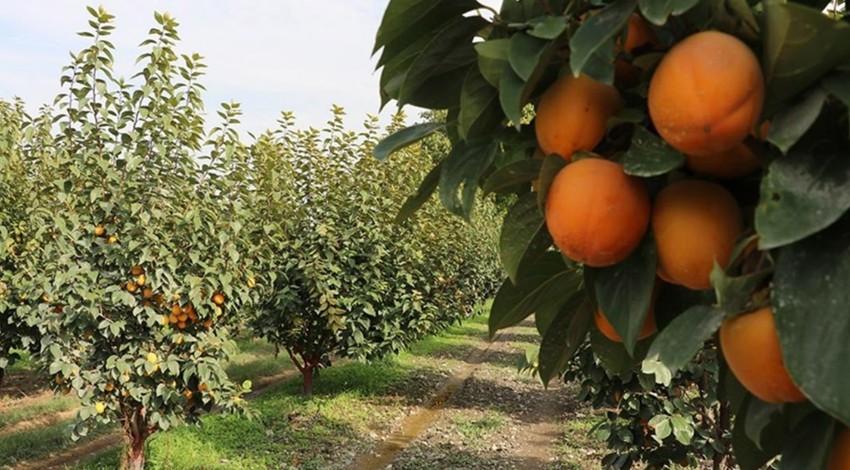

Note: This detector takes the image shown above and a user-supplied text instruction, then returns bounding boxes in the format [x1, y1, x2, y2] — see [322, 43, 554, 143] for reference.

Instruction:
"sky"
[0, 1, 500, 137]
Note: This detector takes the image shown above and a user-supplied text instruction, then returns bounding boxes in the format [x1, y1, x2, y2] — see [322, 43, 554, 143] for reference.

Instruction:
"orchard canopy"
[373, 0, 850, 467]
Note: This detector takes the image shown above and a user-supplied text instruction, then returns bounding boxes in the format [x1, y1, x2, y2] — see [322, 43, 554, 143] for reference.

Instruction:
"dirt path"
[349, 320, 579, 470]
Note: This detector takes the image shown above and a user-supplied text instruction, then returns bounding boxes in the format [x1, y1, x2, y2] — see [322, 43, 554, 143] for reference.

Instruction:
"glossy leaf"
[399, 16, 487, 109]
[499, 193, 551, 284]
[483, 157, 543, 195]
[374, 0, 481, 58]
[762, 0, 850, 110]
[621, 126, 685, 177]
[535, 155, 567, 212]
[774, 216, 850, 427]
[733, 396, 785, 470]
[755, 134, 850, 249]
[489, 252, 579, 338]
[767, 87, 827, 154]
[499, 65, 527, 129]
[374, 123, 444, 161]
[538, 296, 592, 385]
[475, 39, 510, 87]
[459, 67, 503, 141]
[570, 0, 635, 82]
[588, 233, 656, 355]
[509, 32, 550, 82]
[395, 162, 442, 224]
[642, 305, 725, 385]
[439, 140, 497, 219]
[638, 0, 699, 26]
[528, 15, 569, 40]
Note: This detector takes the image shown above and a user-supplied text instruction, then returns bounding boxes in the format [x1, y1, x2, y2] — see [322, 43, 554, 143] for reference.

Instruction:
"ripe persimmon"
[535, 74, 622, 160]
[719, 306, 806, 404]
[545, 158, 650, 267]
[648, 31, 764, 156]
[652, 180, 741, 290]
[212, 292, 226, 306]
[685, 142, 762, 180]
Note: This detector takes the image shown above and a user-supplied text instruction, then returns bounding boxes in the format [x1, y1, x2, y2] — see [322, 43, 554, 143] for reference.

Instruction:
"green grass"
[451, 412, 507, 442]
[0, 417, 114, 468]
[74, 314, 493, 470]
[556, 410, 607, 470]
[225, 337, 292, 384]
[0, 395, 78, 431]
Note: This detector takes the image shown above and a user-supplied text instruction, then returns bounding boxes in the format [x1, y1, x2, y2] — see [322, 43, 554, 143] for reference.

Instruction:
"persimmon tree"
[374, 0, 850, 467]
[11, 8, 259, 468]
[247, 108, 502, 394]
[0, 99, 46, 384]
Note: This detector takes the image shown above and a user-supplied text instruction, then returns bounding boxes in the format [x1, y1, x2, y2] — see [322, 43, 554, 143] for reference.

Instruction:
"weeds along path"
[349, 319, 574, 470]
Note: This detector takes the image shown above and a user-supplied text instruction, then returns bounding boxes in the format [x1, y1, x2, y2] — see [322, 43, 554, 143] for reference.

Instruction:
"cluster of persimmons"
[535, 15, 848, 466]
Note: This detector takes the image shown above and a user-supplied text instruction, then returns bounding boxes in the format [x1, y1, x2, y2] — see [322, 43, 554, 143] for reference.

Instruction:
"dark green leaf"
[744, 398, 782, 450]
[395, 162, 442, 224]
[499, 193, 551, 284]
[588, 232, 656, 355]
[459, 67, 503, 140]
[767, 87, 827, 154]
[483, 158, 543, 195]
[778, 412, 835, 470]
[539, 296, 592, 384]
[755, 134, 850, 249]
[822, 70, 850, 107]
[590, 328, 651, 375]
[528, 15, 569, 40]
[763, 0, 850, 110]
[374, 123, 444, 161]
[710, 255, 774, 316]
[774, 216, 850, 426]
[475, 39, 510, 87]
[638, 0, 699, 26]
[499, 65, 527, 129]
[509, 32, 551, 82]
[399, 16, 487, 108]
[439, 140, 497, 219]
[489, 252, 579, 337]
[374, 0, 481, 56]
[642, 305, 725, 385]
[733, 396, 785, 470]
[536, 155, 568, 212]
[621, 126, 685, 177]
[570, 0, 635, 82]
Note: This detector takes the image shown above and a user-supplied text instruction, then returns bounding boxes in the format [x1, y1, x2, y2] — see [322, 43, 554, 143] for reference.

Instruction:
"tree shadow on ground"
[388, 441, 570, 470]
[441, 375, 581, 425]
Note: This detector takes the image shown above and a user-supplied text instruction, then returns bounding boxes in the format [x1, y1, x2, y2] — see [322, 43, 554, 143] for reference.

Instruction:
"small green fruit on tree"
[12, 8, 258, 468]
[373, 0, 850, 467]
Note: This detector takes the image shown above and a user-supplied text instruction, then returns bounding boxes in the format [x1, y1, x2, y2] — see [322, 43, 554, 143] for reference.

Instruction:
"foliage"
[0, 99, 42, 383]
[6, 7, 259, 467]
[374, 0, 850, 467]
[247, 108, 503, 394]
[563, 343, 730, 469]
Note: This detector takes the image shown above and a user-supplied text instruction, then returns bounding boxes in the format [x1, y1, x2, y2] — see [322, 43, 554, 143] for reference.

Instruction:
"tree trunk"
[302, 363, 314, 395]
[129, 435, 146, 470]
